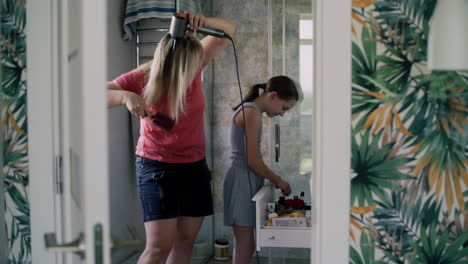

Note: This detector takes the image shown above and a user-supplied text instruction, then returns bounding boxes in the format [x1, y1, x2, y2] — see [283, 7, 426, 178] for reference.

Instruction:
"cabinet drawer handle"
[275, 124, 280, 162]
[269, 236, 275, 240]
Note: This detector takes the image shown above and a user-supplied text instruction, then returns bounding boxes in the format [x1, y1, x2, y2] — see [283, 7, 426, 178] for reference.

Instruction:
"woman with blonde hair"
[107, 11, 235, 264]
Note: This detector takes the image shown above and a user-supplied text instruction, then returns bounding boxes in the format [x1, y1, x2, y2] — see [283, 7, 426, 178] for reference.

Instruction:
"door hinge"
[54, 155, 63, 194]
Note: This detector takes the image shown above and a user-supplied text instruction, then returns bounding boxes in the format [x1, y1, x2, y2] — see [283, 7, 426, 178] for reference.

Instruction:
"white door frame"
[28, 0, 61, 263]
[311, 0, 351, 263]
[81, 0, 110, 261]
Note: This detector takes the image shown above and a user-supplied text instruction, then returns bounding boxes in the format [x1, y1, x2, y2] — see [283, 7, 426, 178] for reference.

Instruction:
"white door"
[28, 0, 111, 263]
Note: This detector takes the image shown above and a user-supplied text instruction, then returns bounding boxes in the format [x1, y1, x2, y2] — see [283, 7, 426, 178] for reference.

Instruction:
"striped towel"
[123, 0, 200, 40]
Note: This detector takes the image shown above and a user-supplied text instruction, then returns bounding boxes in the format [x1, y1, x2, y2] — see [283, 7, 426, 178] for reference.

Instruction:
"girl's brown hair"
[233, 75, 298, 110]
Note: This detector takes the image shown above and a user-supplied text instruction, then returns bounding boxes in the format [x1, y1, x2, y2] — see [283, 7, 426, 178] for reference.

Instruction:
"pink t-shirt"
[114, 68, 205, 163]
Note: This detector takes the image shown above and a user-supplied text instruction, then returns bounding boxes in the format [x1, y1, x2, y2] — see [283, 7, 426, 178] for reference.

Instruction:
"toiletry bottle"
[305, 205, 312, 226]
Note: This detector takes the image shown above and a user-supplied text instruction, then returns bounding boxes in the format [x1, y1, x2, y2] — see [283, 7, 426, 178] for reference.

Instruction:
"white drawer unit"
[252, 184, 312, 251]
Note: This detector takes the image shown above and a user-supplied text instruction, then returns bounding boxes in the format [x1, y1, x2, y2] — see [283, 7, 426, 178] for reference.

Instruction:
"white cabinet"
[252, 184, 311, 251]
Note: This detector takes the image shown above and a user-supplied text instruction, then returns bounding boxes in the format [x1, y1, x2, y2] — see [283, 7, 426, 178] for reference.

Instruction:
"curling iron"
[169, 13, 231, 45]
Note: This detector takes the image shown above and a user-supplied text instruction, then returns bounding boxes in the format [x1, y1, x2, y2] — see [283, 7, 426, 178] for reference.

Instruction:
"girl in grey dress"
[223, 75, 299, 264]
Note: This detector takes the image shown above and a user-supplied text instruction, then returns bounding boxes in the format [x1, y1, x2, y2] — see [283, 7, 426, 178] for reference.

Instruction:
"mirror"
[266, 0, 313, 261]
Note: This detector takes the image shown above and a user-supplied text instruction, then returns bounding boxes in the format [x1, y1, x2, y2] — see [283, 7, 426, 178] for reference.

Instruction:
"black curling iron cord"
[227, 36, 253, 201]
[228, 36, 261, 264]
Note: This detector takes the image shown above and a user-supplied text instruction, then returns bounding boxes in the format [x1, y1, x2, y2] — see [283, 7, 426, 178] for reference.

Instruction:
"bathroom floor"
[121, 251, 309, 264]
[122, 253, 308, 264]
[207, 256, 310, 264]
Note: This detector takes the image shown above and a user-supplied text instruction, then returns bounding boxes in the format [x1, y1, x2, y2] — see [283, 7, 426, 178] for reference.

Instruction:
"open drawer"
[252, 183, 311, 251]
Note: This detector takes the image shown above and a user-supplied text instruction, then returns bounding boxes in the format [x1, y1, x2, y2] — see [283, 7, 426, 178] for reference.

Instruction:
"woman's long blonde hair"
[139, 33, 203, 120]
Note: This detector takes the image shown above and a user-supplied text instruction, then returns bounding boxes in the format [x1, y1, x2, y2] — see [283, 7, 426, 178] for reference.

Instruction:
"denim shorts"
[136, 155, 214, 221]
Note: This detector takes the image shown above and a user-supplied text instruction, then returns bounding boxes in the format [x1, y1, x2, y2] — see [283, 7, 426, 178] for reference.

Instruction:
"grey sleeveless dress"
[223, 102, 265, 227]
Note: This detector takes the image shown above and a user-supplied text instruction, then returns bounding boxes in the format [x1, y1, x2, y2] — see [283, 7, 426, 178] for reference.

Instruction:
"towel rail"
[136, 41, 159, 46]
[136, 28, 169, 32]
[136, 19, 170, 65]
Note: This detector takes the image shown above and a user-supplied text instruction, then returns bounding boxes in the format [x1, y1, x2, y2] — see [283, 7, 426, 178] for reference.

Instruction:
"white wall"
[311, 0, 351, 263]
[106, 0, 144, 262]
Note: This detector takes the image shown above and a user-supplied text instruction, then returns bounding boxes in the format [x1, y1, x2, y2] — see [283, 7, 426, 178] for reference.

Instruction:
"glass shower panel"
[267, 0, 313, 261]
[192, 1, 214, 264]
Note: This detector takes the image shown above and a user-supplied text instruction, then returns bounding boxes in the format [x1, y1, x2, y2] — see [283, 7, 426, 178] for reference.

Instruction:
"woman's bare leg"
[137, 218, 177, 264]
[166, 216, 204, 264]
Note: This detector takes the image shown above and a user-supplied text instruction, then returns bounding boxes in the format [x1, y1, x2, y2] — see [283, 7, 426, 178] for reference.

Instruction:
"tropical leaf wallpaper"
[351, 0, 468, 263]
[1, 0, 30, 263]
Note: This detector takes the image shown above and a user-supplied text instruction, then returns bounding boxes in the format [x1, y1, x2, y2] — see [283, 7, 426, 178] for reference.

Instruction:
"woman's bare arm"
[107, 81, 149, 118]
